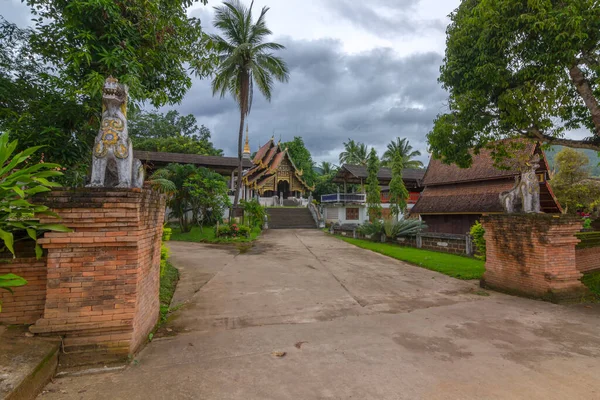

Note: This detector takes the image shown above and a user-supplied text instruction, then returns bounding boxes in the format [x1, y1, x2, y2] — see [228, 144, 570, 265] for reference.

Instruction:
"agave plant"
[361, 218, 427, 241]
[393, 219, 428, 237]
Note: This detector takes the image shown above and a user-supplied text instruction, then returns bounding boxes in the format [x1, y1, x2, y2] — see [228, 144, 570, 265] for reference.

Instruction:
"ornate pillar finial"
[243, 123, 251, 160]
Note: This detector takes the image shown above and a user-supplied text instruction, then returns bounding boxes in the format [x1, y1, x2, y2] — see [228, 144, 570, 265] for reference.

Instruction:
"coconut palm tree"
[381, 137, 423, 169]
[211, 1, 289, 211]
[319, 161, 335, 175]
[339, 139, 369, 166]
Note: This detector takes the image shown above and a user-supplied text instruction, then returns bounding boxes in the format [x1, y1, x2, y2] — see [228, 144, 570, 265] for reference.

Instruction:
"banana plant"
[0, 273, 27, 312]
[0, 132, 72, 259]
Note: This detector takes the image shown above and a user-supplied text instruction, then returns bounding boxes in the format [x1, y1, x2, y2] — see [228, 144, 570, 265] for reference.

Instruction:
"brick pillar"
[481, 214, 588, 302]
[30, 188, 166, 357]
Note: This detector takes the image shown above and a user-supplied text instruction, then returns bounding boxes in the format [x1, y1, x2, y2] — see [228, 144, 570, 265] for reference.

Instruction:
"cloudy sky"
[4, 0, 461, 165]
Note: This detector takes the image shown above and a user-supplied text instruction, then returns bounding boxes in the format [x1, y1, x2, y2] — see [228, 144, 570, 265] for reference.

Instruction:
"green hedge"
[575, 231, 600, 249]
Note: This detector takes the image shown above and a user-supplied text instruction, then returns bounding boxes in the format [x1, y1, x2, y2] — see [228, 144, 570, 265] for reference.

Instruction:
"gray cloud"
[169, 36, 445, 165]
[1, 0, 32, 26]
[325, 0, 447, 38]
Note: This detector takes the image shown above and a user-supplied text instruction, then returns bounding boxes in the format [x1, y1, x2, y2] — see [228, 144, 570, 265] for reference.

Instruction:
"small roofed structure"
[134, 150, 253, 176]
[410, 141, 562, 235]
[332, 164, 425, 190]
[243, 138, 313, 204]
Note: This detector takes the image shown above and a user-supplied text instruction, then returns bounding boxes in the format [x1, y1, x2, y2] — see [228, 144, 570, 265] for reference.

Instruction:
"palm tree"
[150, 164, 198, 233]
[211, 1, 289, 212]
[320, 161, 334, 175]
[339, 139, 369, 166]
[381, 137, 423, 169]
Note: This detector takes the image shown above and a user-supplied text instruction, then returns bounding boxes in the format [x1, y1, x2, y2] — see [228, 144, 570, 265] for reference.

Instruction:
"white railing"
[320, 193, 366, 203]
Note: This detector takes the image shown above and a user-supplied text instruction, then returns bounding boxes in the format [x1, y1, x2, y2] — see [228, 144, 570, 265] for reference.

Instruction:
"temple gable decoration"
[243, 138, 313, 197]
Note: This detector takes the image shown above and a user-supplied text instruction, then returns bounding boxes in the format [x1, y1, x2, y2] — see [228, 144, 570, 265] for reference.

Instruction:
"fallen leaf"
[294, 341, 307, 349]
[271, 351, 286, 358]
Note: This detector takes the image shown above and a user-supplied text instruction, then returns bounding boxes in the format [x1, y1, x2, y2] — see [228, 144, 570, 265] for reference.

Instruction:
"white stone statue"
[500, 155, 541, 213]
[87, 77, 144, 188]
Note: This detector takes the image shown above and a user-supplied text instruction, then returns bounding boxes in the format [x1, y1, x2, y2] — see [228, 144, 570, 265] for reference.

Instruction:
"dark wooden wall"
[421, 214, 481, 235]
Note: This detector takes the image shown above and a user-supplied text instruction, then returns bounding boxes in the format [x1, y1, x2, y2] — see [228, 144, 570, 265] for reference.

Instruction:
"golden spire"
[243, 124, 251, 155]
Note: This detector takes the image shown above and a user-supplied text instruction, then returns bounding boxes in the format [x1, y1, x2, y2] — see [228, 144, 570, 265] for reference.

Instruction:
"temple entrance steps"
[267, 207, 316, 229]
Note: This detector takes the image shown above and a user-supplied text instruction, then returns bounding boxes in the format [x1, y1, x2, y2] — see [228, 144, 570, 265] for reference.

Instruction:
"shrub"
[162, 226, 172, 241]
[238, 225, 251, 238]
[583, 217, 592, 230]
[215, 224, 231, 238]
[470, 221, 486, 260]
[360, 219, 426, 241]
[241, 199, 266, 228]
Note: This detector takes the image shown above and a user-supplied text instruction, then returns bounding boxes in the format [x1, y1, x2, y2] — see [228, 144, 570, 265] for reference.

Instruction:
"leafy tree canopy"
[429, 0, 600, 167]
[551, 147, 600, 213]
[130, 110, 223, 156]
[388, 155, 409, 217]
[282, 136, 316, 186]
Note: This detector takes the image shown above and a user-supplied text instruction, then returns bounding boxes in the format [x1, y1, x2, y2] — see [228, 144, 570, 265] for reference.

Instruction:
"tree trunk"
[231, 71, 250, 221]
[569, 64, 600, 135]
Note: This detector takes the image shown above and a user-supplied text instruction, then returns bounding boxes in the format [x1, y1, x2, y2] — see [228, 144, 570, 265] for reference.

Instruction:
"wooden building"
[243, 137, 313, 201]
[410, 141, 562, 234]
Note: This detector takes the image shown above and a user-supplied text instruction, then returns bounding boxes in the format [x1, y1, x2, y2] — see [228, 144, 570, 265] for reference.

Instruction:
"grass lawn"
[159, 260, 179, 324]
[337, 236, 485, 280]
[170, 225, 262, 244]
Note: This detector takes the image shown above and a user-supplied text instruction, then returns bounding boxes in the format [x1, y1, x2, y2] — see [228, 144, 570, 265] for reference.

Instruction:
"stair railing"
[308, 202, 325, 228]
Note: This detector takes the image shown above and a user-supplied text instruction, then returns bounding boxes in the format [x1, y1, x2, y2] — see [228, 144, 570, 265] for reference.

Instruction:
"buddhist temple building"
[242, 136, 314, 206]
[410, 141, 562, 234]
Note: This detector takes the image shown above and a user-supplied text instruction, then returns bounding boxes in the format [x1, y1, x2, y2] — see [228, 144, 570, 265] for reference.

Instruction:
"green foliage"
[215, 223, 250, 239]
[211, 0, 289, 211]
[0, 133, 71, 258]
[470, 221, 486, 261]
[381, 138, 423, 169]
[546, 146, 600, 177]
[158, 260, 179, 325]
[1, 0, 215, 175]
[360, 219, 427, 241]
[575, 231, 600, 249]
[551, 147, 600, 213]
[184, 168, 231, 227]
[130, 110, 223, 156]
[282, 137, 316, 186]
[0, 273, 28, 312]
[358, 220, 384, 238]
[339, 139, 368, 166]
[583, 218, 593, 230]
[151, 164, 230, 232]
[241, 199, 266, 228]
[25, 0, 211, 107]
[162, 227, 172, 242]
[388, 154, 409, 217]
[313, 164, 340, 201]
[170, 225, 260, 244]
[581, 270, 600, 297]
[366, 148, 382, 221]
[338, 237, 485, 280]
[429, 0, 600, 167]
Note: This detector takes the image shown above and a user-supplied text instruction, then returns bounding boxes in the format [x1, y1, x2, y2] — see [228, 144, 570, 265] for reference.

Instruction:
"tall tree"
[211, 1, 289, 211]
[382, 138, 423, 169]
[388, 155, 409, 218]
[1, 1, 214, 179]
[339, 139, 369, 166]
[429, 0, 600, 167]
[551, 148, 600, 213]
[366, 148, 382, 221]
[129, 110, 223, 156]
[319, 161, 334, 176]
[282, 136, 316, 186]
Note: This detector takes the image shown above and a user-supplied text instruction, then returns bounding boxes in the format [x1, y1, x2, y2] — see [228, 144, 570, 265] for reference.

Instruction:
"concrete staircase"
[267, 207, 316, 229]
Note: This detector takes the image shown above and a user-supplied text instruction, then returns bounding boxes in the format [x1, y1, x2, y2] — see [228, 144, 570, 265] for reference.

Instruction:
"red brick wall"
[0, 247, 47, 324]
[575, 247, 600, 273]
[30, 188, 166, 356]
[481, 214, 587, 302]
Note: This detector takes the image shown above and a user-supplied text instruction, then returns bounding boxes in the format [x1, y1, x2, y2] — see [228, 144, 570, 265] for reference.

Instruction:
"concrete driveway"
[40, 230, 600, 399]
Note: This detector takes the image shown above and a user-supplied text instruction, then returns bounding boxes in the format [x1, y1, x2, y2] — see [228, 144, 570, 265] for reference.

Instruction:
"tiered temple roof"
[243, 138, 313, 193]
